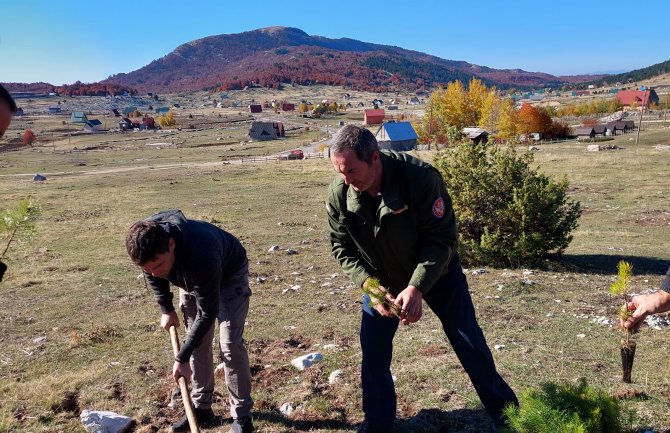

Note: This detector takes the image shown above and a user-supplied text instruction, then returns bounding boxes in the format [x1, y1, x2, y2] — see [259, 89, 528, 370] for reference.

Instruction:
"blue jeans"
[360, 254, 518, 429]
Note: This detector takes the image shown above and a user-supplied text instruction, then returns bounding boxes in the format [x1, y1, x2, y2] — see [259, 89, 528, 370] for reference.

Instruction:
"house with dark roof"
[48, 106, 61, 114]
[111, 108, 121, 117]
[616, 89, 659, 110]
[462, 127, 489, 144]
[249, 121, 284, 141]
[119, 118, 133, 131]
[364, 109, 385, 125]
[575, 127, 596, 140]
[605, 120, 635, 136]
[249, 104, 262, 113]
[374, 121, 418, 151]
[71, 112, 88, 123]
[84, 119, 103, 132]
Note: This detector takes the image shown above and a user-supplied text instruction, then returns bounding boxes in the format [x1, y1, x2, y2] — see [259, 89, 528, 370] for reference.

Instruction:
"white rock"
[282, 285, 301, 294]
[645, 315, 670, 330]
[256, 276, 266, 283]
[32, 336, 47, 344]
[522, 269, 533, 276]
[279, 402, 294, 417]
[521, 279, 534, 286]
[268, 245, 281, 252]
[494, 344, 505, 350]
[322, 344, 339, 350]
[80, 410, 132, 433]
[291, 352, 323, 371]
[329, 369, 343, 384]
[587, 144, 600, 152]
[471, 269, 487, 275]
[286, 249, 298, 255]
[576, 333, 586, 338]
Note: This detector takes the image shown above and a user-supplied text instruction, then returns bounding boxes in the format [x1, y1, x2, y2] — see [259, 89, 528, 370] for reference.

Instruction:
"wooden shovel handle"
[169, 326, 201, 433]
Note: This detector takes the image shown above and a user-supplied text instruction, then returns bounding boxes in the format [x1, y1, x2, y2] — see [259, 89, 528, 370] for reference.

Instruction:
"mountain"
[588, 59, 670, 87]
[102, 27, 603, 93]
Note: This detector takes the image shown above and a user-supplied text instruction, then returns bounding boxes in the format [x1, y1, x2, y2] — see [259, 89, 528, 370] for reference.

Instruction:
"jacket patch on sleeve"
[432, 197, 445, 219]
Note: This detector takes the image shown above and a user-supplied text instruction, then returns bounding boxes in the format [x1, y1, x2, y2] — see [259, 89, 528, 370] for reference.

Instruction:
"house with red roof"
[616, 89, 659, 110]
[364, 109, 385, 125]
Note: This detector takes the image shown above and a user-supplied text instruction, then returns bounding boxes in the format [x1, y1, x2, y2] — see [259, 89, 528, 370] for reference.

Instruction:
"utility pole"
[635, 106, 642, 145]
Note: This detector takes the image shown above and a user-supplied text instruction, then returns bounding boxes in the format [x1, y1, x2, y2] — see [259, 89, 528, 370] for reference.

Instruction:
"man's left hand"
[172, 361, 192, 384]
[394, 285, 423, 325]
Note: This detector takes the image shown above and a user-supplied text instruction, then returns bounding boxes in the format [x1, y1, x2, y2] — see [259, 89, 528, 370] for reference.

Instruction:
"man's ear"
[168, 237, 175, 252]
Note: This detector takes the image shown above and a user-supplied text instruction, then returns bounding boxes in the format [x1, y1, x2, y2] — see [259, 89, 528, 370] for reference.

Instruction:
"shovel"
[169, 325, 201, 433]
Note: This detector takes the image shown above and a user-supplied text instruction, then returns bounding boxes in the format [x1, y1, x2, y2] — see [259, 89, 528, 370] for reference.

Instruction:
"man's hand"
[623, 291, 670, 330]
[172, 360, 192, 384]
[394, 285, 423, 325]
[371, 288, 397, 318]
[161, 311, 179, 331]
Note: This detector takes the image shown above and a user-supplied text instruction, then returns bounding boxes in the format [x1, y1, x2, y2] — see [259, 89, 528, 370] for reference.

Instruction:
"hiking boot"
[172, 407, 215, 432]
[356, 420, 393, 433]
[229, 415, 254, 433]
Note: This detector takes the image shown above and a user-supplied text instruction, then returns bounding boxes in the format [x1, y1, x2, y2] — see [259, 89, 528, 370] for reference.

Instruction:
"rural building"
[111, 108, 120, 117]
[71, 112, 88, 123]
[84, 119, 103, 132]
[462, 127, 489, 144]
[281, 102, 295, 111]
[616, 89, 659, 110]
[142, 117, 156, 129]
[374, 121, 418, 151]
[364, 109, 385, 125]
[48, 106, 61, 114]
[155, 107, 170, 114]
[249, 121, 284, 140]
[249, 104, 262, 114]
[605, 120, 634, 135]
[575, 127, 596, 140]
[14, 107, 24, 116]
[387, 105, 398, 110]
[122, 106, 137, 116]
[119, 118, 133, 131]
[409, 96, 421, 105]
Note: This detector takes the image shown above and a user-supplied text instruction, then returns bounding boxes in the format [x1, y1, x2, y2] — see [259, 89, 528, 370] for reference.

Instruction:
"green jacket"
[326, 151, 458, 295]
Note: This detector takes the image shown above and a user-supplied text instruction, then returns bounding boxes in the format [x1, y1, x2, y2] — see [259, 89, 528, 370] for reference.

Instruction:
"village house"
[249, 104, 262, 114]
[616, 89, 659, 110]
[119, 118, 133, 131]
[462, 127, 489, 144]
[71, 112, 88, 124]
[364, 109, 385, 125]
[374, 121, 418, 151]
[84, 119, 103, 132]
[249, 121, 284, 140]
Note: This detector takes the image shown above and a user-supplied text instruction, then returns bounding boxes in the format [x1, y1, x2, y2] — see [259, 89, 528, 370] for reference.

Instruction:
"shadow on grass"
[563, 254, 668, 275]
[249, 408, 492, 432]
[253, 410, 354, 431]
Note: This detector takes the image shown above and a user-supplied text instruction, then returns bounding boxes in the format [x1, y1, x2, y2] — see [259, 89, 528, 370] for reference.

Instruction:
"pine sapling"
[0, 197, 40, 267]
[608, 260, 636, 383]
[362, 277, 401, 317]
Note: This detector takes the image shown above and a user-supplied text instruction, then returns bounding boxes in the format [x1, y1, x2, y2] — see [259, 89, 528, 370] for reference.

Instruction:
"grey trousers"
[178, 266, 253, 419]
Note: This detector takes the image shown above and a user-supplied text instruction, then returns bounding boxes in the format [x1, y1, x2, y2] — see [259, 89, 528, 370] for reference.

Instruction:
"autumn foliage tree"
[517, 103, 553, 136]
[22, 129, 36, 146]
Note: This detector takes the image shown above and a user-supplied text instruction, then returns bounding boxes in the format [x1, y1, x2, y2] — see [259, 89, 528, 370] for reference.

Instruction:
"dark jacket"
[326, 151, 458, 296]
[144, 210, 248, 362]
[661, 266, 670, 294]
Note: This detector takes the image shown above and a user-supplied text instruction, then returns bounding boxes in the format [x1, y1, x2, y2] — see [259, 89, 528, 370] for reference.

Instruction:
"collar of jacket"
[345, 152, 407, 220]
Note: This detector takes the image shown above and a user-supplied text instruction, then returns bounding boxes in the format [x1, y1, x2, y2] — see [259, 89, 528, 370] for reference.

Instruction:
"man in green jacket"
[326, 125, 517, 433]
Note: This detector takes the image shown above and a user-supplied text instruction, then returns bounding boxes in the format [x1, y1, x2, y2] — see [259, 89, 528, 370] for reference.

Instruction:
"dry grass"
[0, 101, 669, 432]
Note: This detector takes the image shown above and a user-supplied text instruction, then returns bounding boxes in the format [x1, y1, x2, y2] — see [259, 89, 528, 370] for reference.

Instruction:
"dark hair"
[126, 220, 170, 265]
[0, 85, 17, 113]
[329, 124, 379, 164]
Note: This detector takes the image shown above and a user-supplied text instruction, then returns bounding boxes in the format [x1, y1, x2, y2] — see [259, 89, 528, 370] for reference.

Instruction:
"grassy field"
[0, 117, 669, 432]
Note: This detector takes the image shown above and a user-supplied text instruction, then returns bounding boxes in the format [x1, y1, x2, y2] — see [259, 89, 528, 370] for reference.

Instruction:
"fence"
[226, 151, 326, 164]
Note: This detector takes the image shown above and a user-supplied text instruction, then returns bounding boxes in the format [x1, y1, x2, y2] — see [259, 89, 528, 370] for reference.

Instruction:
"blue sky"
[1, 0, 668, 85]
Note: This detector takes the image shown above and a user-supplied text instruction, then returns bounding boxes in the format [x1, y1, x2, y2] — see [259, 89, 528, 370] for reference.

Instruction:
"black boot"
[229, 415, 254, 433]
[172, 407, 214, 432]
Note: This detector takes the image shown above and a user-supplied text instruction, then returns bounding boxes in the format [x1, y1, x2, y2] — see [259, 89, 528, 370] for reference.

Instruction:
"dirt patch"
[51, 391, 80, 414]
[620, 210, 670, 227]
[614, 388, 648, 400]
[108, 381, 126, 401]
[417, 345, 447, 357]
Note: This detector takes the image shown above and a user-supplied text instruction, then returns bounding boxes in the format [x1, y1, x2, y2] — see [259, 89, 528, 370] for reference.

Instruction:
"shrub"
[502, 379, 633, 433]
[434, 141, 581, 267]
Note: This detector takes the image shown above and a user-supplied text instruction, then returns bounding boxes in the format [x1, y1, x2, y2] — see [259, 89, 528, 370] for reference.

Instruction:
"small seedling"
[362, 277, 401, 317]
[608, 260, 636, 383]
[0, 197, 40, 280]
